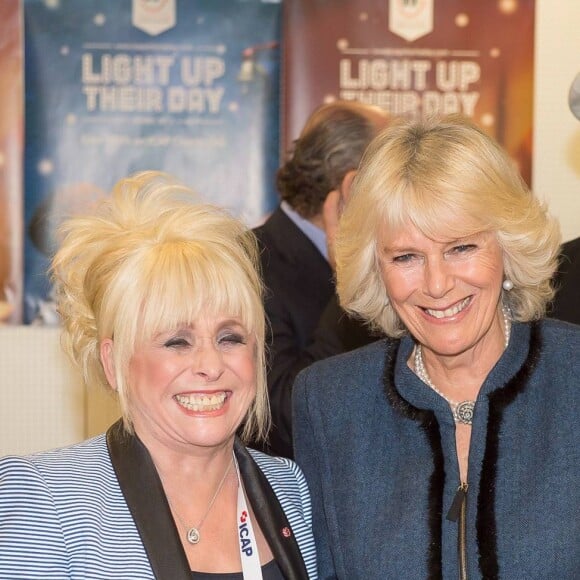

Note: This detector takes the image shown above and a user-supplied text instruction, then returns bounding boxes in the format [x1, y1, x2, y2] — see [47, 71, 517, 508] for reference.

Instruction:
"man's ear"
[340, 170, 358, 202]
[100, 338, 118, 391]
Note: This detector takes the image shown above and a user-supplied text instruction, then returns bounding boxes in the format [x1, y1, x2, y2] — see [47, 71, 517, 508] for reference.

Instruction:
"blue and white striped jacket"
[0, 426, 317, 579]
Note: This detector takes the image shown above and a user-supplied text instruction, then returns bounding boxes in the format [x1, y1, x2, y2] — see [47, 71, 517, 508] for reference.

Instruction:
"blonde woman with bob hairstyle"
[293, 115, 580, 579]
[0, 171, 316, 579]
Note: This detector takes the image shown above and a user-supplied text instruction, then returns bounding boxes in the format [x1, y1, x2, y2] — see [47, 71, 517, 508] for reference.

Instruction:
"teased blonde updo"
[51, 171, 269, 442]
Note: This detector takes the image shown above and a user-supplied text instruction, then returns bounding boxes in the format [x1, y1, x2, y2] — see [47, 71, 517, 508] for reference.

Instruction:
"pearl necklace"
[413, 305, 511, 425]
[165, 457, 233, 545]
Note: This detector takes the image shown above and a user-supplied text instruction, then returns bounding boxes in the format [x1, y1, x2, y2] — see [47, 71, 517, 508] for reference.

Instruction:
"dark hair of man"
[276, 101, 382, 219]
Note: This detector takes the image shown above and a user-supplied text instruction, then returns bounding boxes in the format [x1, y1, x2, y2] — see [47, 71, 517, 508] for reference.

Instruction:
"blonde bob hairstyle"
[336, 114, 561, 338]
[51, 171, 269, 443]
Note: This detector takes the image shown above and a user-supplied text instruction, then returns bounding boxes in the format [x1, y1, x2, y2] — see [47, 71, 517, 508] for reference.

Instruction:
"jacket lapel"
[106, 420, 191, 580]
[107, 422, 308, 579]
[234, 440, 309, 580]
[260, 207, 333, 286]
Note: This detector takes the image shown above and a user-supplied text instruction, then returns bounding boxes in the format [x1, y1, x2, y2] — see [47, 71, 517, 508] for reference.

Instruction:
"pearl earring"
[502, 279, 514, 291]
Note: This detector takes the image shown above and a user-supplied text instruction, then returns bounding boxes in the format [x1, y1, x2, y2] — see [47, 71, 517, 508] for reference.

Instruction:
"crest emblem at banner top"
[132, 0, 176, 36]
[389, 0, 434, 42]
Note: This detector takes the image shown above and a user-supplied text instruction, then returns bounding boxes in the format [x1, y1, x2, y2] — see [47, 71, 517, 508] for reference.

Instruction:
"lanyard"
[234, 456, 264, 579]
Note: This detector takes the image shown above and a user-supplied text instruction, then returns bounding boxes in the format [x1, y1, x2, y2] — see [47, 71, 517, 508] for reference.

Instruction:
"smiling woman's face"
[378, 221, 506, 358]
[102, 313, 257, 455]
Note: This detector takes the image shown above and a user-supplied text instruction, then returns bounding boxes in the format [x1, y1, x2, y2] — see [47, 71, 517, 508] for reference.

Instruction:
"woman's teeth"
[425, 297, 471, 319]
[174, 392, 227, 412]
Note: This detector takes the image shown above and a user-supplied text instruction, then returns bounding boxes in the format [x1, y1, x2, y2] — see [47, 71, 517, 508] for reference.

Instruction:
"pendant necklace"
[165, 456, 233, 545]
[414, 305, 511, 425]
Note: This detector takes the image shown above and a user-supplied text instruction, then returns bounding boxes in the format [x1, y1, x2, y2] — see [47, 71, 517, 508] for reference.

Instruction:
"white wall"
[0, 326, 119, 456]
[533, 0, 580, 242]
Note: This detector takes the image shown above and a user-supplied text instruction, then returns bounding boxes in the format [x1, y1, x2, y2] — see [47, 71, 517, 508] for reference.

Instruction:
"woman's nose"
[190, 340, 224, 381]
[424, 258, 454, 298]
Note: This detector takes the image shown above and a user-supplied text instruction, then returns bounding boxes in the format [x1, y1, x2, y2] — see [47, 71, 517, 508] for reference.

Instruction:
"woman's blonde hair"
[51, 171, 269, 442]
[336, 114, 561, 337]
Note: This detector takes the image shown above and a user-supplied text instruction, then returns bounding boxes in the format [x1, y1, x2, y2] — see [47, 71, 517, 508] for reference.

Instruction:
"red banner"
[282, 0, 535, 185]
[0, 0, 23, 324]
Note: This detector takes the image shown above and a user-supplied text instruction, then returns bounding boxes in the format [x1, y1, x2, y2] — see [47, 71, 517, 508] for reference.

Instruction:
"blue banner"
[24, 0, 281, 324]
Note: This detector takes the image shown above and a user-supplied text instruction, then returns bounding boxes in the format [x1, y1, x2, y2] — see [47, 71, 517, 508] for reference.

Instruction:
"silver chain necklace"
[413, 305, 511, 425]
[165, 457, 233, 545]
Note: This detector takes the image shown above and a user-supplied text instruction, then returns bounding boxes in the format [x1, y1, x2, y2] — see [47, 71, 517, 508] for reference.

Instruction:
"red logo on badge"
[281, 526, 292, 538]
[240, 510, 248, 523]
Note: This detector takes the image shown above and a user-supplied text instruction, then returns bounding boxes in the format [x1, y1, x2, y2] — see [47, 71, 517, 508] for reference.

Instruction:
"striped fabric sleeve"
[0, 455, 70, 578]
[283, 456, 317, 579]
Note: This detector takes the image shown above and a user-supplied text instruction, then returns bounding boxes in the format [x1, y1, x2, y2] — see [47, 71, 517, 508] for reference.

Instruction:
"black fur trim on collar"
[476, 322, 543, 579]
[382, 340, 444, 580]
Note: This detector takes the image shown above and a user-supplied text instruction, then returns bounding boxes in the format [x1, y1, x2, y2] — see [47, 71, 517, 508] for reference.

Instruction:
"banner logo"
[132, 0, 176, 36]
[389, 0, 433, 42]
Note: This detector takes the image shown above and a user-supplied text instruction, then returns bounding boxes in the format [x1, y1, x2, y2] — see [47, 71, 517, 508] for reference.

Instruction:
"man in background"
[551, 236, 580, 325]
[253, 100, 390, 458]
[549, 77, 580, 326]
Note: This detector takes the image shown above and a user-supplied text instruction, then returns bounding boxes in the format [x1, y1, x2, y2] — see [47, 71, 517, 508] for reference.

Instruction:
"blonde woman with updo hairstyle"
[253, 100, 389, 459]
[293, 115, 580, 579]
[0, 171, 316, 579]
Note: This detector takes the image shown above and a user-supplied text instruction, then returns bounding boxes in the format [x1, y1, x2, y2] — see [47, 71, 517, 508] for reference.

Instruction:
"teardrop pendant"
[187, 527, 201, 544]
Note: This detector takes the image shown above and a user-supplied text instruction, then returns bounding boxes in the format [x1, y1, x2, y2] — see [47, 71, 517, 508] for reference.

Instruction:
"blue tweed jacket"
[294, 319, 580, 579]
[0, 422, 317, 579]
